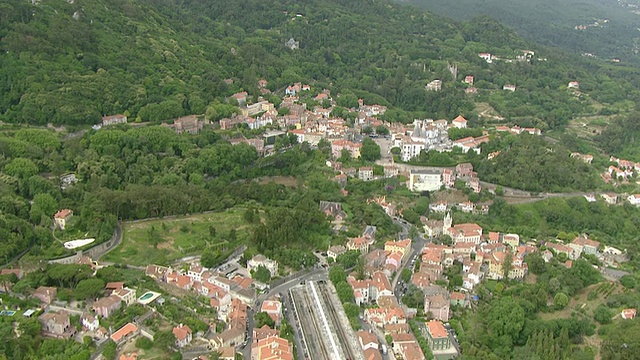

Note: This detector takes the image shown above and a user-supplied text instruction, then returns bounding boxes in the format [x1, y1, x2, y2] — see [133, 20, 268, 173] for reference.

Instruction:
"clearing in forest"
[103, 208, 252, 266]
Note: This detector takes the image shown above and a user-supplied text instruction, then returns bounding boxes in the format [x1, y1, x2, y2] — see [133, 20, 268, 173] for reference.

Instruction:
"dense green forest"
[0, 0, 639, 129]
[476, 133, 601, 192]
[402, 0, 640, 65]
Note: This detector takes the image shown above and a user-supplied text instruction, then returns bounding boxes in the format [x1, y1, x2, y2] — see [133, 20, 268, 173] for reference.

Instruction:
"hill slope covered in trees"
[401, 0, 640, 65]
[1, 0, 639, 128]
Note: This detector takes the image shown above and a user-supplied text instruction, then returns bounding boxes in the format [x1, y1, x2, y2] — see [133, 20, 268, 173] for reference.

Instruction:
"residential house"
[455, 163, 474, 177]
[478, 53, 492, 63]
[145, 265, 169, 281]
[54, 209, 73, 230]
[568, 81, 580, 89]
[621, 308, 637, 320]
[459, 201, 474, 213]
[119, 353, 137, 360]
[33, 286, 57, 304]
[254, 335, 293, 360]
[546, 242, 577, 260]
[261, 299, 282, 325]
[390, 333, 424, 360]
[464, 76, 474, 85]
[93, 295, 122, 318]
[113, 287, 136, 306]
[81, 313, 99, 331]
[628, 194, 640, 206]
[570, 152, 593, 164]
[450, 292, 466, 307]
[584, 194, 597, 202]
[173, 324, 193, 348]
[347, 237, 370, 253]
[231, 91, 248, 105]
[503, 84, 516, 91]
[421, 218, 444, 238]
[442, 169, 455, 188]
[319, 201, 347, 221]
[359, 167, 374, 181]
[247, 255, 278, 277]
[425, 320, 451, 352]
[40, 311, 74, 338]
[429, 201, 447, 213]
[571, 236, 600, 256]
[356, 330, 379, 351]
[451, 115, 467, 129]
[364, 306, 406, 328]
[503, 234, 520, 248]
[384, 166, 399, 178]
[385, 239, 411, 260]
[172, 115, 205, 134]
[111, 323, 139, 344]
[601, 193, 618, 205]
[102, 114, 127, 126]
[426, 80, 442, 91]
[211, 327, 244, 349]
[331, 139, 362, 159]
[424, 293, 450, 321]
[467, 177, 481, 193]
[327, 245, 347, 260]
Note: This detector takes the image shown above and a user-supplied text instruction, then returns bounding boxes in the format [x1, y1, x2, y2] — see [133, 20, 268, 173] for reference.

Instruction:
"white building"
[247, 255, 278, 277]
[401, 140, 426, 161]
[409, 169, 442, 192]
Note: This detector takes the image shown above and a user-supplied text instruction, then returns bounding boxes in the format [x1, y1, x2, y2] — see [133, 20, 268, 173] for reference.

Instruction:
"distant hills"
[0, 0, 639, 128]
[400, 0, 640, 65]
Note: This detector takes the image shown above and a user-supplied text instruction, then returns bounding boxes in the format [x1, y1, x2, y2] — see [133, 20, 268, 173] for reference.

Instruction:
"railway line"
[289, 281, 364, 360]
[290, 284, 333, 360]
[316, 280, 363, 360]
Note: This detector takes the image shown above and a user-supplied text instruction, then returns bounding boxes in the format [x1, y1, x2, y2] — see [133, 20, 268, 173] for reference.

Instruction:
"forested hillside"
[0, 0, 639, 128]
[402, 0, 640, 65]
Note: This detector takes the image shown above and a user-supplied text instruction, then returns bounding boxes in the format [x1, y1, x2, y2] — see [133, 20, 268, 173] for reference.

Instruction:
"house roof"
[356, 330, 379, 347]
[110, 323, 138, 342]
[54, 209, 73, 219]
[39, 311, 69, 325]
[173, 324, 192, 341]
[93, 295, 122, 309]
[256, 335, 293, 360]
[364, 348, 383, 360]
[453, 115, 467, 124]
[119, 353, 137, 360]
[426, 320, 448, 338]
[450, 292, 465, 301]
[33, 286, 57, 298]
[105, 282, 125, 290]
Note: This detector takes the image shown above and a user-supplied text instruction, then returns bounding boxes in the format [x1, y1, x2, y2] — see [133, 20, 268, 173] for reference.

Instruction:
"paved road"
[390, 217, 428, 290]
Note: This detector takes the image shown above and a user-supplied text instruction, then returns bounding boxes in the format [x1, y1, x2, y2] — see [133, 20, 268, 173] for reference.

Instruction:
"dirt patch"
[256, 176, 299, 187]
[157, 240, 174, 250]
[431, 190, 468, 204]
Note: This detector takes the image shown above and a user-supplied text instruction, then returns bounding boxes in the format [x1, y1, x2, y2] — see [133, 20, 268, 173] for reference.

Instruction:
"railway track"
[291, 285, 331, 360]
[316, 281, 361, 360]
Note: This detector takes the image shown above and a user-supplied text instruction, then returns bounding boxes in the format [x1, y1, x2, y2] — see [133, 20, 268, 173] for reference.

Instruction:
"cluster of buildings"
[601, 156, 640, 184]
[408, 163, 481, 193]
[495, 125, 542, 136]
[420, 214, 533, 290]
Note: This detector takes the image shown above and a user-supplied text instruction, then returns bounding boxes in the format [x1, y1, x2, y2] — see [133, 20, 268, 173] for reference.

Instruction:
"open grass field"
[103, 208, 252, 266]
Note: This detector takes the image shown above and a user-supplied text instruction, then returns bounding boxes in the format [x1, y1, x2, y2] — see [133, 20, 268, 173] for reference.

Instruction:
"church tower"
[443, 212, 452, 234]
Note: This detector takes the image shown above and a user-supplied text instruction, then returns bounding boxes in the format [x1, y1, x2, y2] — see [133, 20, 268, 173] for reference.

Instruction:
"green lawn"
[104, 208, 252, 266]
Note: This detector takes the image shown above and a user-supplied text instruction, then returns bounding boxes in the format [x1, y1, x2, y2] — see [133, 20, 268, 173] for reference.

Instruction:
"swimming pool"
[137, 291, 161, 305]
[139, 292, 154, 300]
[0, 310, 16, 316]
